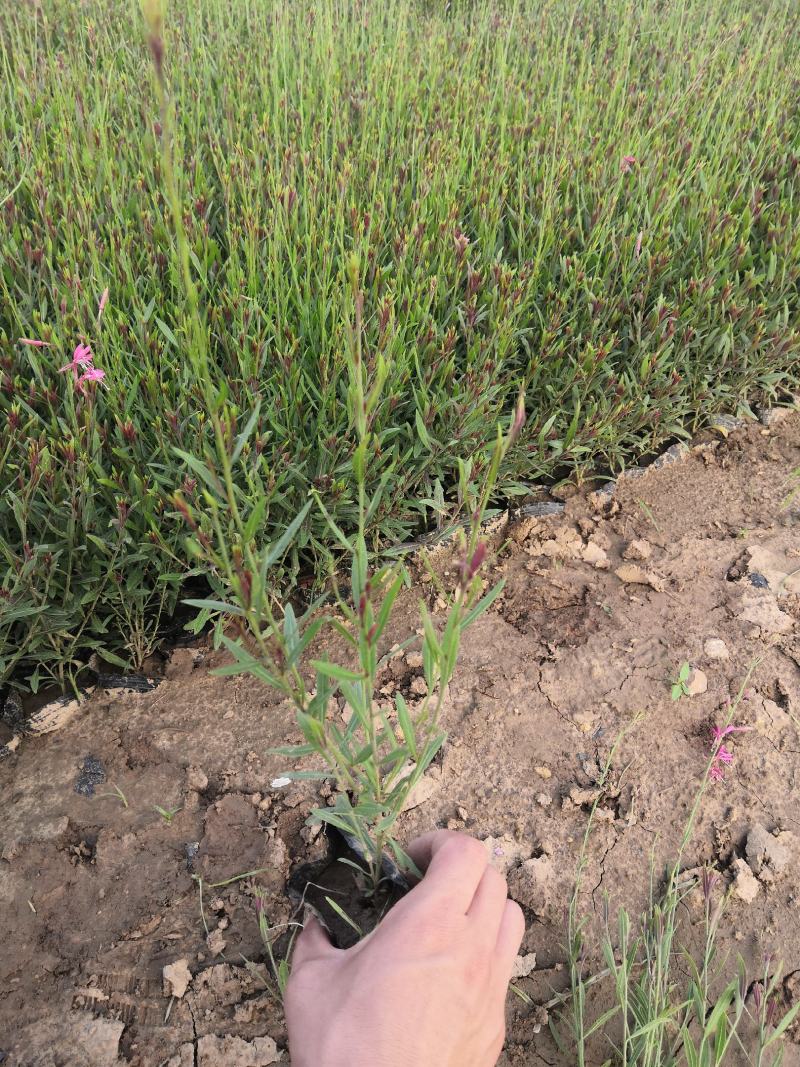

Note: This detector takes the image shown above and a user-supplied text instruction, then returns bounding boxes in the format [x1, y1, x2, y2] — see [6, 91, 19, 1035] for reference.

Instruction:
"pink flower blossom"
[19, 337, 52, 348]
[711, 724, 752, 747]
[708, 722, 751, 783]
[77, 366, 106, 391]
[621, 155, 637, 174]
[59, 344, 94, 378]
[635, 231, 643, 258]
[97, 287, 109, 322]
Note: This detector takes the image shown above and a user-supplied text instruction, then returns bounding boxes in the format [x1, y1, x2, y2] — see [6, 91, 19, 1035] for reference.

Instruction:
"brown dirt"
[1, 412, 800, 1067]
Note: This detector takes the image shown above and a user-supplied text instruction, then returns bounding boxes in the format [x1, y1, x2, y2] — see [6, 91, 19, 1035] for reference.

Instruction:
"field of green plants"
[2, 0, 799, 689]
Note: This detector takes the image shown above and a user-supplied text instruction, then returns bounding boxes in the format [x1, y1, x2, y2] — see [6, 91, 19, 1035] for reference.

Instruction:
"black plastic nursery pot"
[286, 828, 410, 949]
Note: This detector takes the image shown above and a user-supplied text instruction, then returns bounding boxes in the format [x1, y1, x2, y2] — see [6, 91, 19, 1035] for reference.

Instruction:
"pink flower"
[19, 337, 52, 348]
[59, 344, 94, 379]
[621, 155, 637, 174]
[711, 724, 752, 747]
[97, 287, 109, 322]
[77, 366, 106, 391]
[635, 231, 643, 259]
[708, 723, 751, 783]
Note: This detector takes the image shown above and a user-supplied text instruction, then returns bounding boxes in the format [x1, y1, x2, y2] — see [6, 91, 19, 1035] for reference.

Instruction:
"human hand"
[285, 830, 525, 1067]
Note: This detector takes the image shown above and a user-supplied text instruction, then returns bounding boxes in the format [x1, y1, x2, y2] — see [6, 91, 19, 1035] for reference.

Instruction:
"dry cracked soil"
[1, 410, 800, 1067]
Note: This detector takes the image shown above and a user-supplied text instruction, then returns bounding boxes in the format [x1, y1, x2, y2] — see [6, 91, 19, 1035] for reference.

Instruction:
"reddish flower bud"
[467, 542, 487, 581]
[509, 395, 526, 442]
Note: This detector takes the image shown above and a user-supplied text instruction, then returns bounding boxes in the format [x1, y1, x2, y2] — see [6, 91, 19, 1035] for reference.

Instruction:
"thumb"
[292, 911, 336, 968]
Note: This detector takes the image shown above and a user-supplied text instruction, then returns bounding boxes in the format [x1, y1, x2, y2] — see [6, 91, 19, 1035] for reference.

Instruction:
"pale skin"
[285, 830, 526, 1067]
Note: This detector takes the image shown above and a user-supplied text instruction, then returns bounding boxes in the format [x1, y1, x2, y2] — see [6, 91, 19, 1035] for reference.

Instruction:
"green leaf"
[585, 1006, 621, 1039]
[764, 999, 800, 1047]
[324, 896, 362, 937]
[155, 316, 179, 348]
[183, 597, 245, 617]
[312, 807, 357, 835]
[270, 743, 316, 758]
[395, 693, 418, 759]
[243, 496, 267, 543]
[174, 449, 221, 494]
[415, 408, 432, 450]
[373, 571, 404, 641]
[462, 579, 505, 628]
[232, 404, 261, 464]
[296, 711, 326, 748]
[280, 770, 330, 781]
[260, 499, 312, 576]
[94, 647, 129, 668]
[310, 660, 364, 682]
[386, 837, 422, 880]
[283, 603, 299, 656]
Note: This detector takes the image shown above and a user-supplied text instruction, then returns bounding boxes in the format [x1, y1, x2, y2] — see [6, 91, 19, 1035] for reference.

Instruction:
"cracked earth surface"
[1, 411, 800, 1066]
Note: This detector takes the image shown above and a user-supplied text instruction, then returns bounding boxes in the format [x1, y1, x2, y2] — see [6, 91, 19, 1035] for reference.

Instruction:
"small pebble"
[685, 668, 708, 697]
[703, 638, 730, 661]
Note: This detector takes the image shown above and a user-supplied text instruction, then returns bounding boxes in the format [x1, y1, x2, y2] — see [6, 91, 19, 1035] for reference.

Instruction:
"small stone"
[401, 769, 442, 813]
[410, 676, 428, 697]
[270, 777, 292, 789]
[249, 793, 263, 807]
[737, 592, 794, 634]
[746, 826, 796, 882]
[581, 542, 609, 569]
[623, 539, 652, 562]
[405, 652, 424, 669]
[511, 952, 537, 979]
[685, 668, 708, 697]
[162, 958, 192, 999]
[703, 639, 730, 661]
[569, 785, 603, 806]
[196, 1033, 281, 1066]
[534, 766, 552, 780]
[507, 856, 556, 921]
[482, 835, 530, 875]
[732, 858, 760, 904]
[535, 793, 552, 808]
[457, 806, 469, 821]
[206, 929, 227, 957]
[614, 564, 664, 591]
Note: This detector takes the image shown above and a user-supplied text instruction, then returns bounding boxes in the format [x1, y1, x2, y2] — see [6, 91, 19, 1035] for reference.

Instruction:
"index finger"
[405, 830, 489, 914]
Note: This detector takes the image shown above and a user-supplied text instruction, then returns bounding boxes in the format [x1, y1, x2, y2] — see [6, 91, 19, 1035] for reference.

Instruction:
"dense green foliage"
[1, 0, 799, 687]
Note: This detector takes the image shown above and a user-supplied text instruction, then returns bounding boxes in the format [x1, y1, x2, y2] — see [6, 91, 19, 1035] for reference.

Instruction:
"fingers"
[494, 899, 525, 979]
[406, 831, 489, 914]
[467, 863, 509, 945]
[291, 913, 336, 969]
